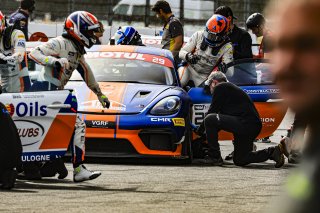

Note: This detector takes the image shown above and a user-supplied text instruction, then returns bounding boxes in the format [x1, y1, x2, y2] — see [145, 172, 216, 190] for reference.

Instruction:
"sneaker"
[197, 155, 223, 166]
[270, 145, 285, 168]
[73, 165, 101, 182]
[280, 137, 290, 158]
[225, 151, 234, 161]
[1, 169, 17, 190]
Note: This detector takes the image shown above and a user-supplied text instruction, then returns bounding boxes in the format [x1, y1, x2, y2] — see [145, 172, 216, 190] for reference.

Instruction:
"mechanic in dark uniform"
[9, 0, 35, 41]
[196, 71, 285, 167]
[152, 0, 184, 67]
[215, 6, 253, 60]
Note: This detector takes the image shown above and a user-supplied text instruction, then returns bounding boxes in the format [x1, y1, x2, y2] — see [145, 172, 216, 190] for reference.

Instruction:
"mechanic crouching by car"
[195, 71, 285, 167]
[0, 11, 31, 93]
[178, 14, 233, 88]
[28, 11, 110, 182]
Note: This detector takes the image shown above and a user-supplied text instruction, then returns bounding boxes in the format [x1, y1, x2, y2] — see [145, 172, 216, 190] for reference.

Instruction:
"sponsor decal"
[261, 117, 275, 123]
[18, 35, 25, 39]
[15, 120, 45, 146]
[85, 120, 116, 129]
[21, 94, 45, 99]
[86, 52, 173, 68]
[194, 105, 207, 110]
[15, 102, 47, 117]
[150, 118, 171, 122]
[22, 154, 50, 162]
[5, 103, 15, 116]
[142, 38, 162, 45]
[172, 118, 185, 127]
[12, 94, 22, 99]
[17, 41, 26, 47]
[243, 89, 280, 94]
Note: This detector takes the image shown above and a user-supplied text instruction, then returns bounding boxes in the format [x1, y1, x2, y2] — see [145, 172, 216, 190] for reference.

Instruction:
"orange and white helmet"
[204, 14, 230, 47]
[0, 11, 6, 35]
[64, 11, 100, 48]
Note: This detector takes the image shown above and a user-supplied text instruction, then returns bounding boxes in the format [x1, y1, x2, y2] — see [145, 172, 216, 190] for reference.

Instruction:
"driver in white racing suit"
[29, 11, 110, 182]
[0, 11, 30, 93]
[178, 14, 233, 87]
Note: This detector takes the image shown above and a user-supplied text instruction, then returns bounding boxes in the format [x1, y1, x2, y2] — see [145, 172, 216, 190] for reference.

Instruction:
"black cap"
[20, 0, 35, 12]
[152, 1, 172, 13]
[246, 13, 265, 29]
[214, 6, 237, 20]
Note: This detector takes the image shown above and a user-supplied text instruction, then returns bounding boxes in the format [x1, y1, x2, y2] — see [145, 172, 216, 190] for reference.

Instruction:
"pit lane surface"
[0, 112, 294, 213]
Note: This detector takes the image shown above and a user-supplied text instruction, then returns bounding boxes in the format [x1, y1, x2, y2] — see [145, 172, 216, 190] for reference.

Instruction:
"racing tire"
[181, 116, 193, 164]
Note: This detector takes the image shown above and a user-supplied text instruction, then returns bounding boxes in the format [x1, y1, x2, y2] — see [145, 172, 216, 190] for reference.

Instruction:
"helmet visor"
[204, 29, 223, 43]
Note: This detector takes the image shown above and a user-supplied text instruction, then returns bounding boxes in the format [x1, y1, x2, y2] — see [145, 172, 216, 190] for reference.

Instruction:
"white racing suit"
[29, 35, 103, 167]
[0, 29, 31, 92]
[178, 31, 233, 87]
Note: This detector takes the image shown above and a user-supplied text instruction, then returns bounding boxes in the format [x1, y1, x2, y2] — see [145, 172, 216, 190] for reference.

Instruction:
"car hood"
[66, 81, 174, 114]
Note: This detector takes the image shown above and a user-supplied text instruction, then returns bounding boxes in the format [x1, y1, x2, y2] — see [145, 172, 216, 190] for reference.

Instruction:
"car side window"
[225, 62, 274, 86]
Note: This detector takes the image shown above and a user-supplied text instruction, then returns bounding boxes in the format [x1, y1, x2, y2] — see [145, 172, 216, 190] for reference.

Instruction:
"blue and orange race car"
[65, 45, 193, 161]
[25, 43, 286, 162]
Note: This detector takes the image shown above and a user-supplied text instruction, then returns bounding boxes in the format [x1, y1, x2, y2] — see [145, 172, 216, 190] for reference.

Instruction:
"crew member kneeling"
[196, 72, 285, 167]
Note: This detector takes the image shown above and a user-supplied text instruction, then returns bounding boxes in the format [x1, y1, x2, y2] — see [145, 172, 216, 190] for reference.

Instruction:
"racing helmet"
[246, 13, 265, 30]
[114, 26, 142, 45]
[204, 14, 230, 47]
[64, 11, 100, 48]
[0, 11, 6, 35]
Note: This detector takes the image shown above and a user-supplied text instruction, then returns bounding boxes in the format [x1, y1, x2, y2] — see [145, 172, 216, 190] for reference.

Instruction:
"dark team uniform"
[229, 25, 253, 59]
[161, 15, 183, 63]
[199, 82, 280, 166]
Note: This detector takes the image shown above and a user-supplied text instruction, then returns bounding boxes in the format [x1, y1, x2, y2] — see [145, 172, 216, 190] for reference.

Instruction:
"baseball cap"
[215, 6, 237, 20]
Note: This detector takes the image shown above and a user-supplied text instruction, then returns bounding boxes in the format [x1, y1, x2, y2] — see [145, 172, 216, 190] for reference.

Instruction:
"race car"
[25, 42, 285, 162]
[64, 45, 193, 160]
[189, 58, 287, 140]
[0, 90, 77, 162]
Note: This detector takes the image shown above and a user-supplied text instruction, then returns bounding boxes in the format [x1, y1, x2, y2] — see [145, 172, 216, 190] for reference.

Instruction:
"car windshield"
[70, 52, 176, 86]
[225, 61, 274, 85]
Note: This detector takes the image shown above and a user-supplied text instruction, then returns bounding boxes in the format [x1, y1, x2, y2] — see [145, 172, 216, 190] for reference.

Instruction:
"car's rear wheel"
[181, 116, 193, 164]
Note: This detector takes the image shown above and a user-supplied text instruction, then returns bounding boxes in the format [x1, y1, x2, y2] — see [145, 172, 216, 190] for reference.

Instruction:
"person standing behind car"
[246, 13, 272, 59]
[152, 0, 183, 66]
[29, 11, 110, 182]
[0, 11, 31, 93]
[9, 0, 35, 41]
[215, 6, 253, 59]
[178, 14, 233, 87]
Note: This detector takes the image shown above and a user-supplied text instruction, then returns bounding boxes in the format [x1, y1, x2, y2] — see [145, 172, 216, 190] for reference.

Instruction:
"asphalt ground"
[0, 112, 295, 213]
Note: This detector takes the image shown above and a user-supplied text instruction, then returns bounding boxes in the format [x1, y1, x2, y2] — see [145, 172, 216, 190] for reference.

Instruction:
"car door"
[188, 58, 287, 140]
[0, 90, 77, 162]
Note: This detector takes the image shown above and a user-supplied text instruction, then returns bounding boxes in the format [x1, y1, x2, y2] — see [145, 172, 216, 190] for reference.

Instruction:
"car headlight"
[150, 96, 181, 115]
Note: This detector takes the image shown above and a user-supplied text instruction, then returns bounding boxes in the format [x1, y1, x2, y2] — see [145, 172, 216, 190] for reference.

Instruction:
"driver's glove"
[97, 94, 110, 108]
[186, 53, 200, 64]
[54, 58, 70, 70]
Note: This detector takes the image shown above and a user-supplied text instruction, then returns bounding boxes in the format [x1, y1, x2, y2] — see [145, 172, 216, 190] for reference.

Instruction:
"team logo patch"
[172, 118, 185, 127]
